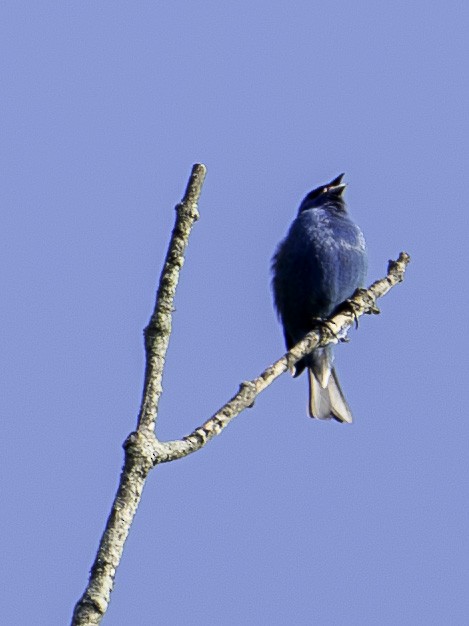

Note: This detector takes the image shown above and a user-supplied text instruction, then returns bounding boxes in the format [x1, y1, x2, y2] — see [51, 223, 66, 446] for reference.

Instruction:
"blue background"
[2, 2, 468, 624]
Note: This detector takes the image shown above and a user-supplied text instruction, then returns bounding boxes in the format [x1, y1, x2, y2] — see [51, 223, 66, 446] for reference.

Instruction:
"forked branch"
[71, 164, 410, 625]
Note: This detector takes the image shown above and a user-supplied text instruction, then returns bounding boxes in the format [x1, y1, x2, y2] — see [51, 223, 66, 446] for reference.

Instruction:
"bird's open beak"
[326, 174, 346, 196]
[329, 183, 347, 195]
[328, 173, 345, 187]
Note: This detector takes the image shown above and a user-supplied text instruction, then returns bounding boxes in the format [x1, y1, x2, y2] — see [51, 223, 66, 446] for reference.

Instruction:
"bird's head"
[298, 174, 347, 214]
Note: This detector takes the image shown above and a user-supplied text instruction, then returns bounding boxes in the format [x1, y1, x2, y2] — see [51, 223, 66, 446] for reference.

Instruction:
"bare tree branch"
[71, 164, 410, 625]
[71, 164, 206, 626]
[132, 251, 410, 464]
[138, 162, 206, 432]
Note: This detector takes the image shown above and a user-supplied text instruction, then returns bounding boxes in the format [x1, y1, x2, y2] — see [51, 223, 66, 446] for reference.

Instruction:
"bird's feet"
[339, 288, 380, 329]
[310, 316, 346, 343]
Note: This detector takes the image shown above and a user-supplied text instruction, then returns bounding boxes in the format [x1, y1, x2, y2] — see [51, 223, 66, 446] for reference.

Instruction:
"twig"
[143, 252, 411, 463]
[71, 163, 206, 626]
[138, 163, 206, 432]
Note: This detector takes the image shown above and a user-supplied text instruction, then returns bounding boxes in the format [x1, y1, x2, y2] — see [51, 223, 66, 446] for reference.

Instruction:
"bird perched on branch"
[272, 174, 367, 422]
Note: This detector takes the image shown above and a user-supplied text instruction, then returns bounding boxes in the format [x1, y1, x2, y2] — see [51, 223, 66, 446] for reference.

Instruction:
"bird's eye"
[322, 186, 329, 193]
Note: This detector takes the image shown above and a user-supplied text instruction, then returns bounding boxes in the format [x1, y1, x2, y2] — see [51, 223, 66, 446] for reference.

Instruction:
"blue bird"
[272, 174, 367, 422]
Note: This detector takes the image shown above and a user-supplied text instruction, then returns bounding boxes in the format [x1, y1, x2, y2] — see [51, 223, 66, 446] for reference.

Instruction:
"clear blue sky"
[2, 2, 468, 625]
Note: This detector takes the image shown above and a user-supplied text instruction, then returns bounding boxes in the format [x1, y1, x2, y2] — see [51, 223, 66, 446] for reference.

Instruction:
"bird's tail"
[308, 366, 353, 423]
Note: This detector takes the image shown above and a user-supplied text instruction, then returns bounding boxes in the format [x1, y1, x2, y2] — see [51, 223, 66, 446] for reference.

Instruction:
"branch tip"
[387, 251, 411, 277]
[178, 163, 207, 218]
